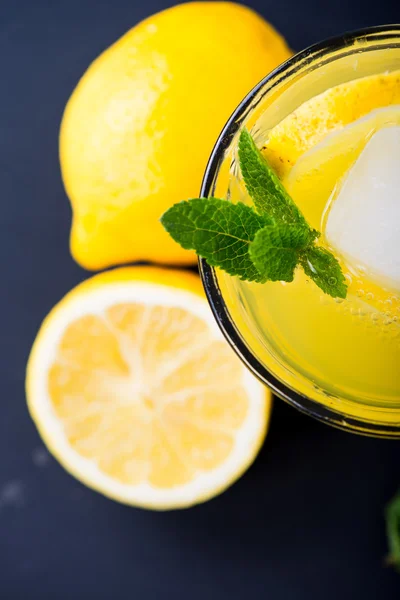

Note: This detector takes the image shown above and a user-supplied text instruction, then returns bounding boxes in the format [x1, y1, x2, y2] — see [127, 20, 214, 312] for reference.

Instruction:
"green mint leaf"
[386, 491, 400, 572]
[160, 128, 347, 299]
[249, 224, 311, 282]
[161, 198, 273, 282]
[299, 245, 348, 299]
[238, 129, 308, 228]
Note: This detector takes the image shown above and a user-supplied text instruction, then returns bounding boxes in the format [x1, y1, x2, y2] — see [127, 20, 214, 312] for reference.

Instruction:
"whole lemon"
[60, 2, 291, 270]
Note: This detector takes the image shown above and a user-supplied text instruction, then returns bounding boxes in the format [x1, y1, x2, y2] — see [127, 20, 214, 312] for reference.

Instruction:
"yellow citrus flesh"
[283, 103, 400, 317]
[60, 2, 291, 270]
[26, 268, 270, 509]
[284, 105, 400, 231]
[263, 72, 400, 340]
[263, 70, 400, 178]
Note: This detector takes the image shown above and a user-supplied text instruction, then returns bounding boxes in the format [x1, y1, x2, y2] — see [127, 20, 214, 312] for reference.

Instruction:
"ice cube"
[325, 126, 400, 291]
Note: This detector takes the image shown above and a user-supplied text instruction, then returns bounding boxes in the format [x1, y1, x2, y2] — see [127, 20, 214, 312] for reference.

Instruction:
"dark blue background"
[1, 0, 400, 598]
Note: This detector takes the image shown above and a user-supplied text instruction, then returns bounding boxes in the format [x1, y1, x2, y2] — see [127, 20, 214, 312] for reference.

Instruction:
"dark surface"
[1, 0, 400, 598]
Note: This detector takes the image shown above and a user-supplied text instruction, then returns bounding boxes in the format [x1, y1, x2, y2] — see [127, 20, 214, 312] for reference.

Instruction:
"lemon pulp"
[27, 268, 270, 508]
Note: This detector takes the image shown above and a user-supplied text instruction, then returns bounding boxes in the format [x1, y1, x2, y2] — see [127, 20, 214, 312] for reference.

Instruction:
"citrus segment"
[283, 105, 400, 230]
[263, 70, 400, 178]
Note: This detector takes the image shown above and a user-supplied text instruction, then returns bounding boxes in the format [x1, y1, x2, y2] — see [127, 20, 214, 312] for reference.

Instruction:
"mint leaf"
[160, 128, 348, 300]
[161, 198, 273, 282]
[386, 491, 400, 572]
[238, 129, 309, 228]
[299, 245, 347, 299]
[249, 224, 311, 282]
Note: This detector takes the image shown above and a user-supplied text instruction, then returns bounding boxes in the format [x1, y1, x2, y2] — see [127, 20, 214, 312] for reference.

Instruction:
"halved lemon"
[26, 267, 270, 509]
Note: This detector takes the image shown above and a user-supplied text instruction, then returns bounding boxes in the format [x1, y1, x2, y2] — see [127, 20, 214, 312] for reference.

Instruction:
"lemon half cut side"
[26, 267, 271, 509]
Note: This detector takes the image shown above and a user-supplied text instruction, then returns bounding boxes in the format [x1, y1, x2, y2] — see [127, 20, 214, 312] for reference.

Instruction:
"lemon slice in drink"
[26, 267, 270, 509]
[284, 105, 400, 229]
[282, 105, 400, 316]
[263, 70, 400, 178]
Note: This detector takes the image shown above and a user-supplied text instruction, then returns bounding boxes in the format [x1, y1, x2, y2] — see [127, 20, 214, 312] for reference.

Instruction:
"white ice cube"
[325, 126, 400, 291]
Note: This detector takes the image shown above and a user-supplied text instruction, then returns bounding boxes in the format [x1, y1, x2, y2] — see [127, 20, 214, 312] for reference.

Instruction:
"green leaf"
[160, 128, 347, 301]
[249, 224, 311, 282]
[386, 491, 400, 572]
[238, 129, 308, 228]
[299, 245, 348, 299]
[161, 198, 273, 282]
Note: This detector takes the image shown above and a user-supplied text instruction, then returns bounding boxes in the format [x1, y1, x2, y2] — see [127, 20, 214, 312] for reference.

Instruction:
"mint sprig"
[249, 224, 311, 283]
[386, 491, 400, 571]
[238, 129, 309, 228]
[161, 197, 272, 282]
[161, 128, 347, 299]
[300, 246, 347, 299]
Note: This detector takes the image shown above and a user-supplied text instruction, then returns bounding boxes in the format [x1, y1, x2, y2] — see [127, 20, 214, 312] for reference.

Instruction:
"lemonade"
[232, 102, 400, 404]
[198, 27, 400, 435]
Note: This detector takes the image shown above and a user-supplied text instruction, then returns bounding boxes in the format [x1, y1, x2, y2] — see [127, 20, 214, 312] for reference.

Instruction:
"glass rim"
[199, 24, 400, 438]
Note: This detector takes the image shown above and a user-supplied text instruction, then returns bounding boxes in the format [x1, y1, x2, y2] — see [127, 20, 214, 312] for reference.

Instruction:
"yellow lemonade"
[202, 29, 400, 434]
[246, 84, 400, 404]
